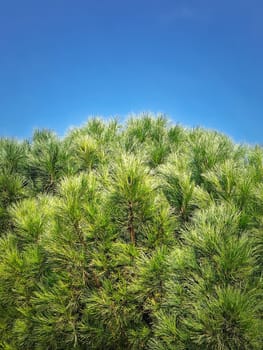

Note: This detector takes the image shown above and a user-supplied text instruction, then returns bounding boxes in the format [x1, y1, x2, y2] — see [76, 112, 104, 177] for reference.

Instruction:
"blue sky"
[0, 0, 263, 143]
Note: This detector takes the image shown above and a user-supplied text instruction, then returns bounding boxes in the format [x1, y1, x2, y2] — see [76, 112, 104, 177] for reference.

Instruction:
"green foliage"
[27, 129, 71, 193]
[0, 113, 262, 349]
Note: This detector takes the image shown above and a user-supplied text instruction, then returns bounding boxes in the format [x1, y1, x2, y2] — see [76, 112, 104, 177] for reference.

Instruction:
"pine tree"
[0, 113, 262, 349]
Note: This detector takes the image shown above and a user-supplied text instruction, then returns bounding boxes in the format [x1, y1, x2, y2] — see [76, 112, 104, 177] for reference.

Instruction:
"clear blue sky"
[0, 0, 263, 143]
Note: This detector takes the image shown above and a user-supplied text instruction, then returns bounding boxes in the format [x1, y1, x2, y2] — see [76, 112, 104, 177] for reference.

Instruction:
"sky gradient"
[0, 0, 263, 143]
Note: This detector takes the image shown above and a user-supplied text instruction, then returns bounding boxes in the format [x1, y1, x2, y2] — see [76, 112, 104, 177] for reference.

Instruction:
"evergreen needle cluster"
[0, 113, 262, 349]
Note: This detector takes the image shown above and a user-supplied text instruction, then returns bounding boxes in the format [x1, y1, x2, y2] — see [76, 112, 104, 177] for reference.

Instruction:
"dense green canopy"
[0, 114, 262, 349]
